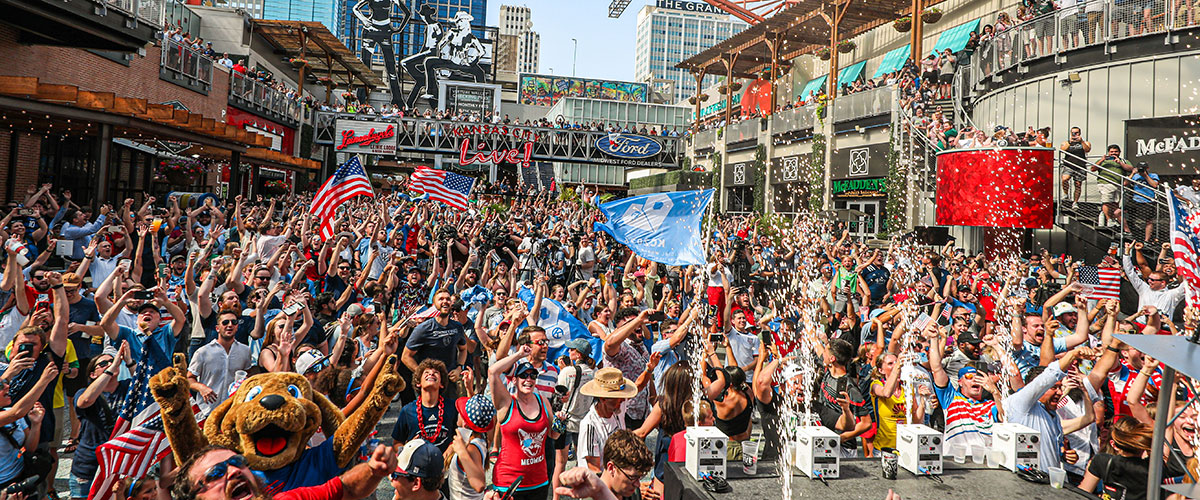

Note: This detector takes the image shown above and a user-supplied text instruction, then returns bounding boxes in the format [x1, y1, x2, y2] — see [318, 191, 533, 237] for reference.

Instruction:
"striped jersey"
[934, 382, 999, 454]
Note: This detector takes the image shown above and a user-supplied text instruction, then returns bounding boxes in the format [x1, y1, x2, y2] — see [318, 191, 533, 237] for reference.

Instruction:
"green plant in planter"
[808, 132, 826, 211]
[752, 144, 766, 213]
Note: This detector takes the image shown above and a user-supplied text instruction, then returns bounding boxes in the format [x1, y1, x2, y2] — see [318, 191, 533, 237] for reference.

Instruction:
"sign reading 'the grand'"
[656, 0, 723, 14]
[334, 120, 397, 155]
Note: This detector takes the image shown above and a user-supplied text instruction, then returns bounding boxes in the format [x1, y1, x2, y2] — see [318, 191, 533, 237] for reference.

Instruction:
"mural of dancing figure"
[353, 0, 411, 104]
[421, 11, 487, 104]
[401, 3, 442, 108]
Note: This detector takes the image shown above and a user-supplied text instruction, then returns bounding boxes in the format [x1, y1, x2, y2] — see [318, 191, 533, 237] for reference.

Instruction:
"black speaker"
[909, 226, 951, 246]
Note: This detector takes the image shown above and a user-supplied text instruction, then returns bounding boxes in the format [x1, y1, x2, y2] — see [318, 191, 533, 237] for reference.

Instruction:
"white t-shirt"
[577, 403, 626, 468]
[448, 434, 487, 500]
[577, 246, 596, 280]
[557, 365, 595, 432]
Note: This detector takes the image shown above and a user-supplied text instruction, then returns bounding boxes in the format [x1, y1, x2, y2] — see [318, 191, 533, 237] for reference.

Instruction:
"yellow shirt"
[4, 340, 79, 409]
[871, 379, 909, 450]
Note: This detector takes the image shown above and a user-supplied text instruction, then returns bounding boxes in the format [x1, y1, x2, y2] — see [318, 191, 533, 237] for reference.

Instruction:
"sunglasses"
[200, 455, 247, 489]
[304, 357, 330, 375]
[390, 472, 414, 482]
[96, 359, 112, 370]
[515, 371, 538, 380]
[254, 275, 272, 280]
[961, 372, 977, 380]
[531, 339, 548, 346]
[220, 319, 238, 326]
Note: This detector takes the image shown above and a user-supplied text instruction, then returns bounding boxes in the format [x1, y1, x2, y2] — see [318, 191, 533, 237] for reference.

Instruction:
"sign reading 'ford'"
[595, 134, 663, 160]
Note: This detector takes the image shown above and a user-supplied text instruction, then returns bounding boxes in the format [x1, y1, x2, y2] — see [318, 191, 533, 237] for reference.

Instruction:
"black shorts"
[939, 73, 954, 84]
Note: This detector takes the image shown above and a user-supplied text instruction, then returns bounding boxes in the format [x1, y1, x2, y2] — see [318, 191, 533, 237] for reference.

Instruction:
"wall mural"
[518, 74, 648, 107]
[352, 0, 411, 102]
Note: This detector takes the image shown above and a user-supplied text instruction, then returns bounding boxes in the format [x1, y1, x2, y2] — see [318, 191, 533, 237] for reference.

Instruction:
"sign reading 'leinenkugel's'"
[334, 119, 397, 155]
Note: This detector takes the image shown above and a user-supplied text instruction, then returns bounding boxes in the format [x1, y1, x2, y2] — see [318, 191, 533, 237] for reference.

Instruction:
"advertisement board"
[334, 120, 397, 156]
[519, 74, 648, 106]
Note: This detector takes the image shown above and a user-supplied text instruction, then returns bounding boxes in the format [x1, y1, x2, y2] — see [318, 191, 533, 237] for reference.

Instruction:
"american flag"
[409, 166, 475, 210]
[310, 156, 375, 240]
[88, 402, 203, 500]
[1169, 187, 1200, 304]
[1076, 265, 1121, 300]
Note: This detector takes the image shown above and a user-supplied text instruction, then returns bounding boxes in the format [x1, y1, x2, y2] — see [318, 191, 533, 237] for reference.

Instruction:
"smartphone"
[132, 290, 154, 300]
[647, 311, 667, 322]
[759, 328, 774, 346]
[17, 209, 32, 217]
[282, 303, 302, 316]
[16, 343, 33, 356]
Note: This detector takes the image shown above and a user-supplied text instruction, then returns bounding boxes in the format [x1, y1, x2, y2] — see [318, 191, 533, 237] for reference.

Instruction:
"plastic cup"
[951, 444, 967, 464]
[970, 445, 986, 465]
[987, 450, 1004, 469]
[1048, 467, 1066, 489]
[741, 440, 759, 475]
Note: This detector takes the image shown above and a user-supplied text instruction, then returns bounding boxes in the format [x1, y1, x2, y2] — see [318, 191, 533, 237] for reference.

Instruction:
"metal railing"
[1056, 155, 1169, 247]
[229, 71, 303, 123]
[726, 118, 759, 143]
[970, 0, 1199, 88]
[694, 129, 719, 150]
[160, 35, 213, 85]
[103, 0, 163, 26]
[832, 85, 895, 122]
[773, 104, 817, 134]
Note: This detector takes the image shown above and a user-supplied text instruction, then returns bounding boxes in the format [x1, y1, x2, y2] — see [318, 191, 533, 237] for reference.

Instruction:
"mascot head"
[204, 372, 344, 470]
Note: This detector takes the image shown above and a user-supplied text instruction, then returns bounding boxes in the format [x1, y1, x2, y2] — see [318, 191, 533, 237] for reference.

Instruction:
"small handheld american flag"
[310, 156, 375, 240]
[1076, 265, 1121, 301]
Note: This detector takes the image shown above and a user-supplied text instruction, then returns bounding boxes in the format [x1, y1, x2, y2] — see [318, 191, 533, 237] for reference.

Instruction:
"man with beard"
[4, 270, 69, 453]
[940, 328, 988, 386]
[392, 359, 458, 452]
[1004, 346, 1094, 471]
[1013, 290, 1090, 378]
[172, 443, 397, 500]
[927, 323, 1002, 456]
[187, 310, 252, 416]
[402, 290, 467, 388]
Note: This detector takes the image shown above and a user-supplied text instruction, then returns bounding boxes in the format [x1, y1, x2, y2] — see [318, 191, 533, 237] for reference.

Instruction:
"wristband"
[51, 284, 63, 290]
[1106, 346, 1120, 353]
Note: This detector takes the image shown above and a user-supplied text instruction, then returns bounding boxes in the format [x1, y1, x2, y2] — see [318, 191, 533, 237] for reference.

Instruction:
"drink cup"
[741, 440, 758, 475]
[951, 444, 967, 464]
[1048, 467, 1066, 489]
[880, 449, 898, 480]
[970, 445, 986, 465]
[987, 450, 1004, 469]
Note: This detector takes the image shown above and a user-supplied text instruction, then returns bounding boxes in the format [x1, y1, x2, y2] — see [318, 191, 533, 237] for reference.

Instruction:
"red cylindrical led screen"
[935, 147, 1055, 229]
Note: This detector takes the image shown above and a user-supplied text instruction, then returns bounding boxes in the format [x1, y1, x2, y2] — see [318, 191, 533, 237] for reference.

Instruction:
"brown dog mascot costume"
[149, 352, 405, 494]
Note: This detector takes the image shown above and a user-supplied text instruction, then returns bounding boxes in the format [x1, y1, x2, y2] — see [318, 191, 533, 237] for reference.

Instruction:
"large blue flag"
[594, 189, 714, 266]
[517, 286, 603, 364]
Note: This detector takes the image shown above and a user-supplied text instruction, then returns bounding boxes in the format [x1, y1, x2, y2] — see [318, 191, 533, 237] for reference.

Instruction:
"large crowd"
[0, 177, 1190, 500]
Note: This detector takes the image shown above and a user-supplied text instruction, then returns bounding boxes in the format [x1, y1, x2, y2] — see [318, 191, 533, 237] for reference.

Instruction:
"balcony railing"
[831, 85, 895, 123]
[102, 0, 165, 27]
[726, 119, 760, 144]
[229, 71, 303, 124]
[773, 104, 817, 134]
[160, 35, 213, 85]
[970, 0, 1200, 88]
[694, 129, 719, 150]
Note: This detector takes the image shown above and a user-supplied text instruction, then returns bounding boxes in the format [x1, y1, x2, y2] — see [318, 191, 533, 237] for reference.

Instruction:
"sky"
[484, 0, 656, 82]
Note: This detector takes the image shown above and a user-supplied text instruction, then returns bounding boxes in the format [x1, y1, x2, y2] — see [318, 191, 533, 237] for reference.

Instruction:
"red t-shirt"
[23, 285, 53, 312]
[274, 476, 343, 500]
[668, 430, 688, 463]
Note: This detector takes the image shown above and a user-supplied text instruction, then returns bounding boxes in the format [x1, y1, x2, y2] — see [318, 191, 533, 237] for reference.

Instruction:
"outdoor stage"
[662, 460, 1092, 500]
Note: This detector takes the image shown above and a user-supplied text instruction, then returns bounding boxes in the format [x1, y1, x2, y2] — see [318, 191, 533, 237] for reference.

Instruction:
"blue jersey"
[260, 439, 343, 495]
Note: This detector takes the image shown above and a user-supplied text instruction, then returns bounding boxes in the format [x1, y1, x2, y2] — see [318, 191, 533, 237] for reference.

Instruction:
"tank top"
[871, 380, 909, 450]
[1065, 142, 1087, 168]
[449, 435, 487, 500]
[494, 394, 551, 491]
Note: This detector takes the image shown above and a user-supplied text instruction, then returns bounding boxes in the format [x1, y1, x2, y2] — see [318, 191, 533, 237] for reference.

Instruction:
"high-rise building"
[261, 0, 335, 33]
[499, 5, 539, 74]
[634, 0, 747, 104]
[337, 0, 488, 69]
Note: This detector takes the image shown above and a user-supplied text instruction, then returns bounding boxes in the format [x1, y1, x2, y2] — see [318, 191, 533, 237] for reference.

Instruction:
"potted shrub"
[816, 47, 831, 60]
[157, 159, 204, 186]
[316, 76, 333, 84]
[837, 40, 856, 53]
[289, 57, 308, 68]
[730, 81, 743, 92]
[922, 7, 942, 23]
[893, 16, 912, 32]
[699, 93, 709, 102]
[263, 179, 289, 195]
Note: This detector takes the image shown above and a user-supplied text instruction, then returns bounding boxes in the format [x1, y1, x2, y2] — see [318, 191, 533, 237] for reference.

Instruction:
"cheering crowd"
[0, 178, 1191, 500]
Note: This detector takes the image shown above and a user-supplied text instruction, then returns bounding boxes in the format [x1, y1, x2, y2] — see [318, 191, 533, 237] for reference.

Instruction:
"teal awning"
[872, 44, 911, 78]
[930, 19, 982, 55]
[837, 61, 866, 87]
[798, 75, 828, 101]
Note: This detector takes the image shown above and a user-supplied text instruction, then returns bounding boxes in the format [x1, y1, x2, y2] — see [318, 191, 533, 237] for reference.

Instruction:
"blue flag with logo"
[459, 285, 492, 323]
[517, 286, 602, 364]
[593, 189, 714, 266]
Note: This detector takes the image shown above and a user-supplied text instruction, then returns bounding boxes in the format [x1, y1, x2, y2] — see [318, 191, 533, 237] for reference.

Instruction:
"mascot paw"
[380, 355, 406, 394]
[150, 365, 190, 409]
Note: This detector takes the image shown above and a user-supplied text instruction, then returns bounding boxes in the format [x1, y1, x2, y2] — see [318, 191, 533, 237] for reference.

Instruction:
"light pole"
[571, 38, 578, 77]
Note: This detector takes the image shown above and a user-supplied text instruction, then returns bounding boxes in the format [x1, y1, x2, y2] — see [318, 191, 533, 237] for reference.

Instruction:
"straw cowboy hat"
[580, 367, 638, 399]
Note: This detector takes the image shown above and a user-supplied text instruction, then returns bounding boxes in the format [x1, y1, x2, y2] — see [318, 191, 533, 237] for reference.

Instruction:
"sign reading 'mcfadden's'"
[334, 119, 397, 155]
[1125, 115, 1200, 172]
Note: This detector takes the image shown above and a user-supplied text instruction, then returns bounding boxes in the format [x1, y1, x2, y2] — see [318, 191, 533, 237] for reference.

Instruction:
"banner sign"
[935, 148, 1054, 229]
[519, 74, 648, 106]
[832, 177, 886, 198]
[1125, 115, 1200, 173]
[334, 120, 397, 155]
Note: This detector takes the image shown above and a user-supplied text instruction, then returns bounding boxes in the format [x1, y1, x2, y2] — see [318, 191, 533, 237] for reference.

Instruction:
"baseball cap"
[957, 330, 983, 345]
[345, 303, 366, 319]
[1052, 302, 1077, 317]
[956, 284, 973, 293]
[61, 272, 82, 289]
[295, 350, 328, 375]
[136, 302, 161, 314]
[1023, 277, 1038, 289]
[170, 253, 186, 263]
[565, 338, 592, 358]
[514, 361, 538, 377]
[957, 366, 979, 379]
[394, 439, 443, 479]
